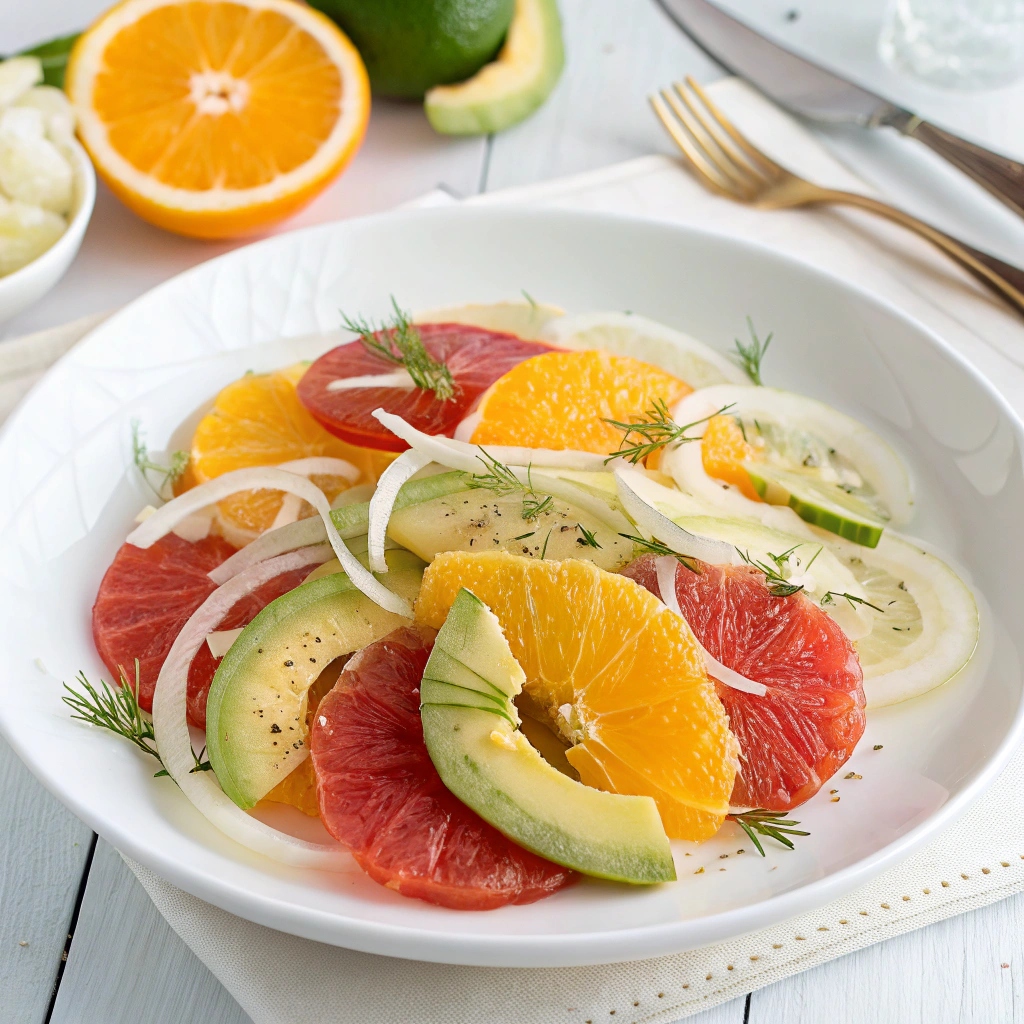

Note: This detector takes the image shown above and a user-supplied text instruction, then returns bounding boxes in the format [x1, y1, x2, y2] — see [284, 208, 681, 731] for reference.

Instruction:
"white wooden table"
[4, 1, 1024, 1021]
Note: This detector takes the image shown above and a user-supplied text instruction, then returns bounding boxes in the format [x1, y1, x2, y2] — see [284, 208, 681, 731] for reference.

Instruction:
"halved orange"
[470, 350, 692, 455]
[701, 414, 763, 501]
[416, 551, 737, 840]
[189, 365, 393, 545]
[66, 0, 370, 238]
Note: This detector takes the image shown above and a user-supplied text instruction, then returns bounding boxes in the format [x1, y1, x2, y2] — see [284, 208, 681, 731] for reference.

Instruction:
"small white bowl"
[0, 137, 96, 325]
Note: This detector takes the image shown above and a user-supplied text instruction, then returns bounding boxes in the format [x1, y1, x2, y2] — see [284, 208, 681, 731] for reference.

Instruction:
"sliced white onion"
[526, 469, 632, 536]
[134, 505, 157, 524]
[326, 371, 416, 392]
[270, 493, 304, 531]
[367, 450, 432, 573]
[615, 468, 738, 564]
[172, 512, 214, 543]
[209, 517, 328, 585]
[654, 556, 767, 697]
[454, 410, 483, 442]
[152, 547, 349, 870]
[206, 627, 245, 658]
[372, 409, 612, 472]
[275, 457, 360, 481]
[127, 466, 412, 618]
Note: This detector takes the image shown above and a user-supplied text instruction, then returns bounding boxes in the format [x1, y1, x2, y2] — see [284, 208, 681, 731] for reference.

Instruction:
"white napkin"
[6, 78, 1024, 1023]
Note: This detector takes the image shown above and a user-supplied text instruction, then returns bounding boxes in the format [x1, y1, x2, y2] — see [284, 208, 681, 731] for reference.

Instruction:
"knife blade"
[655, 0, 1024, 218]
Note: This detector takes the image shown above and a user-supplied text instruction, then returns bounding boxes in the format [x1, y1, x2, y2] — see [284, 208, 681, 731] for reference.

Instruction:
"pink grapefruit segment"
[297, 323, 558, 451]
[621, 555, 865, 810]
[92, 534, 237, 712]
[310, 626, 576, 909]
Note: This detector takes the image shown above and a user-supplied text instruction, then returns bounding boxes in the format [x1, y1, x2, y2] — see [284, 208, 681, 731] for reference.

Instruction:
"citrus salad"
[74, 300, 980, 910]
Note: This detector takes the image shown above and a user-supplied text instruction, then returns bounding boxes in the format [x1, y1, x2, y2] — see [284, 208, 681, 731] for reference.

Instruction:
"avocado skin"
[308, 0, 515, 98]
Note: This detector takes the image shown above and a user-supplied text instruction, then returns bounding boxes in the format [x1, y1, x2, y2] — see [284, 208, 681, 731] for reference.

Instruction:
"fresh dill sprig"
[131, 420, 188, 498]
[732, 317, 773, 386]
[342, 297, 455, 401]
[576, 523, 602, 548]
[728, 808, 809, 856]
[63, 664, 161, 766]
[604, 399, 735, 465]
[522, 493, 554, 521]
[737, 548, 804, 597]
[619, 533, 700, 573]
[63, 663, 211, 778]
[522, 289, 538, 309]
[468, 448, 522, 495]
[821, 591, 886, 614]
[469, 451, 554, 522]
[540, 529, 553, 559]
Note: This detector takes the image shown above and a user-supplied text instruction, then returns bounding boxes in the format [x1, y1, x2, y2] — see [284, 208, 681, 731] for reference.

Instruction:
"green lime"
[308, 0, 515, 99]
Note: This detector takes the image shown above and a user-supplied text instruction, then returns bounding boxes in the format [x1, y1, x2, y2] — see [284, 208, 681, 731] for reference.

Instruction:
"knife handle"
[826, 189, 1024, 314]
[896, 117, 1024, 220]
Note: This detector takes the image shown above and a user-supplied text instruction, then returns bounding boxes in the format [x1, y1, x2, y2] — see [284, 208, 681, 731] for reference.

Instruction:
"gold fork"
[652, 76, 1024, 317]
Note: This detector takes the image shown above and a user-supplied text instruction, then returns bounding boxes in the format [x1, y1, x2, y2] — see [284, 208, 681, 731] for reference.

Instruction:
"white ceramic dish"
[0, 207, 1021, 968]
[0, 138, 96, 325]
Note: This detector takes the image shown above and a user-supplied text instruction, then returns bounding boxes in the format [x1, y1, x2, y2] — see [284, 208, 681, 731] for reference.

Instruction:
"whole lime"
[307, 0, 516, 99]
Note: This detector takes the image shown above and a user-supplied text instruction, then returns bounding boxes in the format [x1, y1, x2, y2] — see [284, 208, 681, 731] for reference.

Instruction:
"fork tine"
[662, 84, 760, 196]
[649, 92, 738, 199]
[684, 76, 784, 177]
[672, 80, 765, 185]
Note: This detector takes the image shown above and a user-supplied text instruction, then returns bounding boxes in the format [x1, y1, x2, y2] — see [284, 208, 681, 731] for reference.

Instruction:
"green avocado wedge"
[206, 549, 424, 809]
[420, 588, 676, 884]
[425, 0, 565, 135]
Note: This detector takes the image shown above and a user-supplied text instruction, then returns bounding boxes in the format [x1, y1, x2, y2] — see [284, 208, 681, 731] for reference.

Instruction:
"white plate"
[1, 207, 1022, 968]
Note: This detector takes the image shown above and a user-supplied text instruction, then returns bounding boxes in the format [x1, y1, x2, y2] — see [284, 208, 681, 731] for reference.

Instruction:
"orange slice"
[416, 551, 737, 840]
[470, 350, 692, 454]
[701, 414, 763, 501]
[190, 365, 393, 545]
[66, 0, 370, 238]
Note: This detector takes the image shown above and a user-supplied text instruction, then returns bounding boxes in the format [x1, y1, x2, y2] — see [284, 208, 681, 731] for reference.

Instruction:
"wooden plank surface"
[0, 735, 94, 1024]
[48, 842, 254, 1024]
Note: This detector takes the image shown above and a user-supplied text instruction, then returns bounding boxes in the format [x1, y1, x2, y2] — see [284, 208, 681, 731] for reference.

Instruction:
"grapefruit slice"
[297, 323, 556, 451]
[92, 533, 236, 711]
[621, 553, 865, 811]
[311, 626, 576, 909]
[185, 562, 314, 729]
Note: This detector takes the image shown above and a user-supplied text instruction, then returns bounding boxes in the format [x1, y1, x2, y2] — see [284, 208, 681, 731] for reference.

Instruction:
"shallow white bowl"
[0, 207, 1021, 967]
[0, 137, 96, 325]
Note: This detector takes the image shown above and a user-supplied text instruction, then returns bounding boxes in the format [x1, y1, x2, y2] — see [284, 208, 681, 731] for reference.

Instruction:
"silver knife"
[656, 0, 1024, 218]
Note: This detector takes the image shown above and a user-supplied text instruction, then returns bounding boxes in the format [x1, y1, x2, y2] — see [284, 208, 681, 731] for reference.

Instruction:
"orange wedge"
[66, 0, 370, 238]
[701, 414, 763, 501]
[416, 552, 737, 840]
[189, 365, 393, 545]
[470, 350, 692, 454]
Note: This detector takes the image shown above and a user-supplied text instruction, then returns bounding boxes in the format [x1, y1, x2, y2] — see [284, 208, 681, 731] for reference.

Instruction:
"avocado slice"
[745, 463, 886, 548]
[206, 549, 425, 809]
[388, 488, 632, 569]
[424, 0, 565, 135]
[420, 588, 676, 884]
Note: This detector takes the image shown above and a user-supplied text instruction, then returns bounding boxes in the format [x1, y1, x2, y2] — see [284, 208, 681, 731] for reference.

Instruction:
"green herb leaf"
[575, 523, 602, 548]
[15, 32, 80, 89]
[736, 547, 804, 597]
[342, 298, 455, 401]
[732, 317, 773, 386]
[131, 420, 188, 499]
[604, 399, 735, 465]
[728, 808, 809, 856]
[619, 533, 701, 573]
[821, 591, 886, 614]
